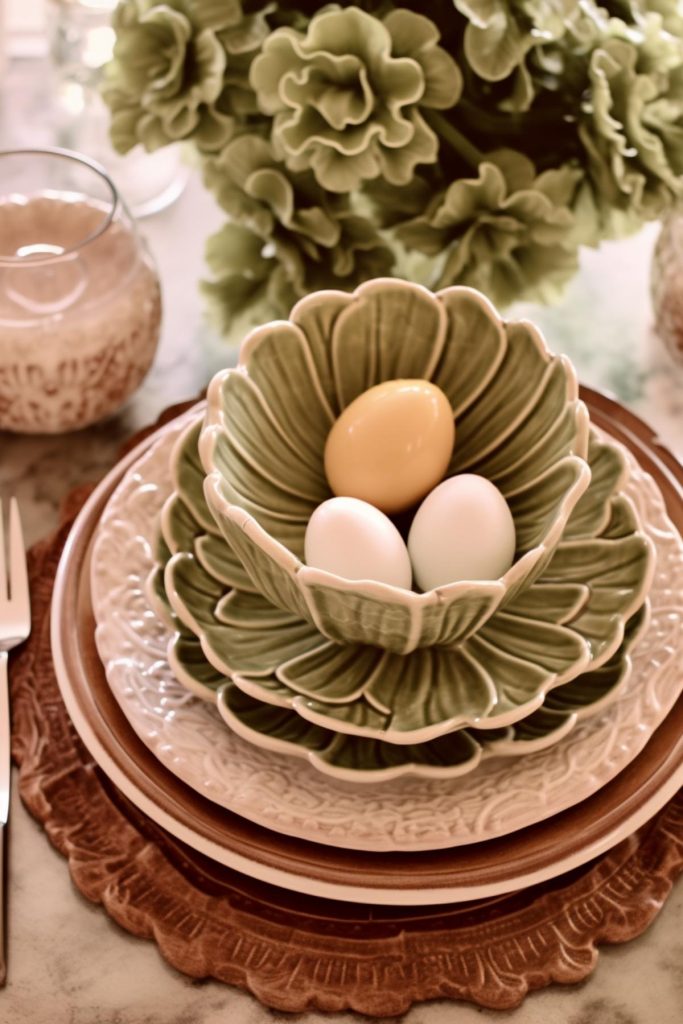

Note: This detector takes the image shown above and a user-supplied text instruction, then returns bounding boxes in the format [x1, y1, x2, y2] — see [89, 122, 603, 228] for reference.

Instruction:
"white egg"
[304, 497, 412, 590]
[408, 475, 515, 590]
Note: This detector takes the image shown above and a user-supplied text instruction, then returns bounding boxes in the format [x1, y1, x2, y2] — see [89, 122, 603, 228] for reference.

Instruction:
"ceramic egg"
[324, 379, 455, 514]
[304, 496, 412, 589]
[408, 474, 515, 590]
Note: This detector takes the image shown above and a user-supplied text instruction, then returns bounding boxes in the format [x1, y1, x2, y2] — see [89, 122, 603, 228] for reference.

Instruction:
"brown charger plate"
[10, 387, 683, 1014]
[48, 387, 683, 903]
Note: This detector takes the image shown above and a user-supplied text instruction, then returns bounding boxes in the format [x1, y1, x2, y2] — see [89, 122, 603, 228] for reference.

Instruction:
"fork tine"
[0, 500, 6, 603]
[9, 499, 29, 624]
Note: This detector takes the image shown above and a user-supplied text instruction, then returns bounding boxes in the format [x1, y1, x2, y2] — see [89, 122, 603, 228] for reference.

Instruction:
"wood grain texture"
[8, 393, 683, 1016]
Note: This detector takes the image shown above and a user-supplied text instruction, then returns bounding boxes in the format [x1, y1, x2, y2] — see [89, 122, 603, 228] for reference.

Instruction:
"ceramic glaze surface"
[91, 414, 683, 852]
[200, 280, 593, 653]
[155, 413, 653, 759]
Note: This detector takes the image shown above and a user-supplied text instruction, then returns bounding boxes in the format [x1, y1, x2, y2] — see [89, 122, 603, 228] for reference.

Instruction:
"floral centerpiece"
[104, 1, 683, 329]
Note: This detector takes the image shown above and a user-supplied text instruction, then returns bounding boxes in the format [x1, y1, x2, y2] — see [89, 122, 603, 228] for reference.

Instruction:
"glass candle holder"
[0, 147, 162, 433]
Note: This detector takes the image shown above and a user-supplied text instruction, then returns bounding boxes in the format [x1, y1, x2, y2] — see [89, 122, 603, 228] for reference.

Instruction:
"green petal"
[170, 418, 220, 535]
[167, 552, 321, 677]
[547, 534, 653, 663]
[195, 533, 258, 592]
[602, 495, 640, 539]
[236, 319, 336, 447]
[469, 398, 589, 496]
[202, 481, 311, 621]
[431, 287, 507, 418]
[214, 370, 329, 499]
[168, 632, 226, 700]
[476, 611, 590, 685]
[366, 647, 497, 737]
[563, 433, 629, 540]
[545, 606, 648, 716]
[330, 279, 447, 409]
[450, 320, 581, 468]
[218, 684, 482, 780]
[502, 581, 589, 625]
[506, 456, 591, 554]
[161, 493, 201, 555]
[277, 643, 381, 704]
[289, 292, 353, 420]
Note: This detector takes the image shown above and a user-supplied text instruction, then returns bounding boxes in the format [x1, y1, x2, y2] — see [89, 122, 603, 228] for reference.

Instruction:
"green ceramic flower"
[200, 222, 298, 327]
[576, 37, 683, 235]
[147, 411, 651, 774]
[395, 152, 581, 307]
[453, 1, 577, 81]
[198, 279, 596, 654]
[249, 6, 462, 191]
[216, 605, 647, 780]
[200, 135, 395, 322]
[102, 0, 683, 321]
[646, 0, 683, 35]
[103, 0, 269, 153]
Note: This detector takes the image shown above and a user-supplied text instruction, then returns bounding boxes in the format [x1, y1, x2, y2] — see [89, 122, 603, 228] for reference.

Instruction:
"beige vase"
[652, 210, 683, 366]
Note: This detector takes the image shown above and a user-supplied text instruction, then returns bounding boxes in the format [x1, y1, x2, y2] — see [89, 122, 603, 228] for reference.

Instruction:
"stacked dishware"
[64, 278, 682, 904]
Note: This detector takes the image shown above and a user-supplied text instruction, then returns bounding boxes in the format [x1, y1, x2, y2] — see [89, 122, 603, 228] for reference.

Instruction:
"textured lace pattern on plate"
[91, 414, 683, 852]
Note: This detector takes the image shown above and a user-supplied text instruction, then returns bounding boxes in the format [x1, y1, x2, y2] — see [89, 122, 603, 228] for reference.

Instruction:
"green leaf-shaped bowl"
[152, 412, 653, 757]
[213, 605, 648, 782]
[200, 279, 592, 654]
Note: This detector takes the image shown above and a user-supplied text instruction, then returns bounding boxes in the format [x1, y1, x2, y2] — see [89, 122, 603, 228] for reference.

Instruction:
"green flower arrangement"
[104, 0, 683, 324]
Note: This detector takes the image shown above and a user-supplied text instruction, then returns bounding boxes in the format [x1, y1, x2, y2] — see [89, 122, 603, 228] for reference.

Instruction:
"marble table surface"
[1, 58, 683, 1024]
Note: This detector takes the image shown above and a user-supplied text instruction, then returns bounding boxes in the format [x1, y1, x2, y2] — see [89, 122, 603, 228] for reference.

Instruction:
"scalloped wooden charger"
[9, 388, 683, 1015]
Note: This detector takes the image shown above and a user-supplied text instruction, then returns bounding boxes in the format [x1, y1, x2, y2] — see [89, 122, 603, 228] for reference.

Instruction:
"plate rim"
[51, 387, 683, 905]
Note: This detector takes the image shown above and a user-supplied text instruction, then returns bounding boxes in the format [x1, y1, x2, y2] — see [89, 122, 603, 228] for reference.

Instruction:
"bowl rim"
[198, 280, 593, 652]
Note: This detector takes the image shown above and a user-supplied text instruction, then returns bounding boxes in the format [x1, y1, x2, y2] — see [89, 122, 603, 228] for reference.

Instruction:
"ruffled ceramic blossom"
[576, 36, 683, 236]
[200, 135, 394, 322]
[199, 279, 594, 654]
[249, 6, 462, 192]
[652, 0, 683, 36]
[104, 0, 269, 153]
[199, 223, 295, 329]
[395, 153, 581, 307]
[104, 1, 683, 323]
[454, 0, 577, 81]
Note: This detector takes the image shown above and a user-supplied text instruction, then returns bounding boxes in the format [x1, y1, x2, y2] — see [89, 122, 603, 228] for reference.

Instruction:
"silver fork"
[0, 499, 31, 987]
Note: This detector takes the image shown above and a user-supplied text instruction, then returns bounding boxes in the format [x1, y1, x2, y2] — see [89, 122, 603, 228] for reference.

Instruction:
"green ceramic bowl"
[199, 279, 592, 654]
[214, 605, 649, 781]
[151, 411, 653, 760]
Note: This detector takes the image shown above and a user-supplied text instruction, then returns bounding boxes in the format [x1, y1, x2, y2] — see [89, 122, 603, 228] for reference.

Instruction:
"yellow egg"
[324, 380, 455, 514]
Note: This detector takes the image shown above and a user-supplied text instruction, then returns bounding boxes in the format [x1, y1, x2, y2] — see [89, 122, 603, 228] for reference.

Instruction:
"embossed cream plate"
[90, 412, 683, 852]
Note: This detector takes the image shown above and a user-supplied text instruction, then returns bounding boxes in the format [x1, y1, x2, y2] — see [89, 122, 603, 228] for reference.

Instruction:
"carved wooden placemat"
[9, 398, 683, 1017]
